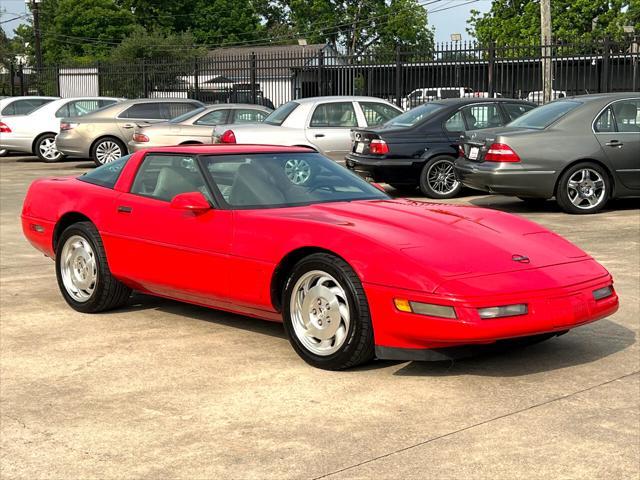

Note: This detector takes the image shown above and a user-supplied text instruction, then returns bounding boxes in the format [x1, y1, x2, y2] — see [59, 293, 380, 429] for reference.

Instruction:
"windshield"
[386, 103, 446, 127]
[508, 100, 581, 129]
[201, 152, 388, 208]
[264, 101, 299, 125]
[169, 107, 206, 123]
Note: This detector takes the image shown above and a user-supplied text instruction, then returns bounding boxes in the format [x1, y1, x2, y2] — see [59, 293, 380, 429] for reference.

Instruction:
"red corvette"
[22, 145, 618, 370]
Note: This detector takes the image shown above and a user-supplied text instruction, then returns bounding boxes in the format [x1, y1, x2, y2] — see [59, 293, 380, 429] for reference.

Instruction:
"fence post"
[633, 35, 639, 92]
[395, 45, 402, 108]
[10, 62, 15, 96]
[96, 62, 101, 96]
[600, 37, 610, 93]
[317, 50, 325, 96]
[194, 57, 200, 100]
[18, 63, 25, 96]
[142, 59, 149, 98]
[250, 52, 257, 104]
[488, 41, 496, 98]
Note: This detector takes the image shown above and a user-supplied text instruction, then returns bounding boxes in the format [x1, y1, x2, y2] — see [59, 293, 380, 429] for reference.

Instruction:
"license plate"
[355, 142, 365, 154]
[469, 147, 479, 160]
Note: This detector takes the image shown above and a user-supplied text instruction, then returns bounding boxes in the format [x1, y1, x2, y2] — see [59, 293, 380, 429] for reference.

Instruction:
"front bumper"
[366, 272, 618, 358]
[455, 158, 557, 198]
[345, 153, 422, 185]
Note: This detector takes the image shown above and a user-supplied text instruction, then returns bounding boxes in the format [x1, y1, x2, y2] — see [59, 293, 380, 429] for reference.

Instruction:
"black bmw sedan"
[345, 98, 536, 198]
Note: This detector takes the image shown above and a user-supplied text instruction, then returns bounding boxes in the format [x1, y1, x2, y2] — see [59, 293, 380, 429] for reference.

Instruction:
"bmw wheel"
[283, 253, 374, 370]
[36, 133, 64, 163]
[419, 156, 462, 199]
[56, 221, 131, 313]
[92, 137, 126, 166]
[556, 162, 610, 214]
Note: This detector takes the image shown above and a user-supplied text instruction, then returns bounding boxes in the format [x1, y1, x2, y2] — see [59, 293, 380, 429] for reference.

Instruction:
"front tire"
[419, 156, 462, 199]
[56, 221, 131, 313]
[556, 162, 610, 214]
[282, 253, 374, 370]
[91, 137, 126, 166]
[35, 133, 64, 162]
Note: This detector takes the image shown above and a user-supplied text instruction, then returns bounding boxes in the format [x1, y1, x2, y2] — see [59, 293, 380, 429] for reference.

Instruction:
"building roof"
[206, 43, 329, 58]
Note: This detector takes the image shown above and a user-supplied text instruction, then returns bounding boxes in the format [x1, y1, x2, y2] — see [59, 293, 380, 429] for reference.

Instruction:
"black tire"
[282, 253, 375, 370]
[556, 162, 610, 214]
[419, 155, 463, 199]
[35, 133, 65, 163]
[55, 221, 131, 313]
[91, 137, 126, 167]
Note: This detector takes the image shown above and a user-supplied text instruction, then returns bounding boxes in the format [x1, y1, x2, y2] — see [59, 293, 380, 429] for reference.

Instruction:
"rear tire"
[35, 133, 65, 163]
[556, 162, 610, 214]
[91, 137, 126, 167]
[282, 253, 374, 370]
[56, 221, 131, 313]
[419, 156, 462, 199]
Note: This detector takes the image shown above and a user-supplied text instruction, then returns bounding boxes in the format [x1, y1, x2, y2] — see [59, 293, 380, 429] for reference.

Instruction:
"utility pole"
[540, 0, 552, 103]
[27, 0, 44, 93]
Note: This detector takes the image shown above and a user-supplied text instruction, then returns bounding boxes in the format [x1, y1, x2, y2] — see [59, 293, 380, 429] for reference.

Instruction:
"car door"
[106, 153, 233, 302]
[594, 99, 640, 190]
[306, 101, 359, 161]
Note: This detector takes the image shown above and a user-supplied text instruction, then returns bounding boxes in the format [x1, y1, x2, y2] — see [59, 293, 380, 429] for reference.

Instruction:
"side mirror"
[170, 192, 211, 214]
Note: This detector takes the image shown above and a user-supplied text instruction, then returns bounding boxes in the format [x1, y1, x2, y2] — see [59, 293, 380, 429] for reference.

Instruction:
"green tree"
[468, 0, 632, 45]
[109, 26, 205, 62]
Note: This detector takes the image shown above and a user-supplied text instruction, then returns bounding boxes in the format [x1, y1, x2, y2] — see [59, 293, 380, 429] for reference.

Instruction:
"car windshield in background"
[508, 100, 581, 129]
[169, 107, 206, 123]
[77, 155, 131, 188]
[201, 152, 388, 208]
[386, 103, 446, 127]
[263, 101, 299, 125]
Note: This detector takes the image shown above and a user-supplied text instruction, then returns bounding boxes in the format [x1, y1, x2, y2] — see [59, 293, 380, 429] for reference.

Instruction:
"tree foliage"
[468, 0, 635, 46]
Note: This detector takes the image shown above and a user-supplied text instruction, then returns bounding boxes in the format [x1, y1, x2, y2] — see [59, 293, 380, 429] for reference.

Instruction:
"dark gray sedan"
[456, 93, 639, 213]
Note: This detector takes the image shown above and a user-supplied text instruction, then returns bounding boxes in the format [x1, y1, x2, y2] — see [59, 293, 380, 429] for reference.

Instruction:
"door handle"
[117, 205, 132, 213]
[314, 134, 325, 138]
[122, 123, 135, 129]
[605, 140, 623, 147]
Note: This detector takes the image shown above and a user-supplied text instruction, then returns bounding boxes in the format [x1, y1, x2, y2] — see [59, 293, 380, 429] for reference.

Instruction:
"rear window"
[78, 155, 131, 188]
[264, 101, 299, 126]
[386, 103, 446, 127]
[508, 100, 581, 129]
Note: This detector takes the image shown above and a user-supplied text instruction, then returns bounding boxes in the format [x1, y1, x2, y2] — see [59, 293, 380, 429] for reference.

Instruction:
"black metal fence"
[1, 38, 638, 107]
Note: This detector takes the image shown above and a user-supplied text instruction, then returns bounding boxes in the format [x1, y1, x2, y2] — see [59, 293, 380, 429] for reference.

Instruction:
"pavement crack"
[311, 370, 640, 480]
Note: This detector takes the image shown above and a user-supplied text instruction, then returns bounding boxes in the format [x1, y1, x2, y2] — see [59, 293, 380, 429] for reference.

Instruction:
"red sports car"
[22, 145, 619, 370]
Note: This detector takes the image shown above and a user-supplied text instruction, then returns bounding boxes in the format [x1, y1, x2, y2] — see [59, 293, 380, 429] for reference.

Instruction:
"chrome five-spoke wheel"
[60, 235, 97, 302]
[566, 168, 606, 210]
[289, 270, 350, 356]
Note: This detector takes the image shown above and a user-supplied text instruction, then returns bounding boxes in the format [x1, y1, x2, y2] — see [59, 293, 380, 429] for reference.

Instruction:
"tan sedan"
[128, 104, 271, 152]
[55, 98, 204, 166]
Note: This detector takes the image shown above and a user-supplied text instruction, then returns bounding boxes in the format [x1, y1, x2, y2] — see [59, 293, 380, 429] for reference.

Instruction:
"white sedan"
[212, 96, 402, 162]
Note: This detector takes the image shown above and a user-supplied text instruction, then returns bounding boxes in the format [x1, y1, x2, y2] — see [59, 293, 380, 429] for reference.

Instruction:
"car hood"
[279, 199, 589, 279]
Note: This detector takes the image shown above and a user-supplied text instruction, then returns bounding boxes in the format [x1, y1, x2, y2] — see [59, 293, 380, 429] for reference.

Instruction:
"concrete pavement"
[1, 155, 638, 479]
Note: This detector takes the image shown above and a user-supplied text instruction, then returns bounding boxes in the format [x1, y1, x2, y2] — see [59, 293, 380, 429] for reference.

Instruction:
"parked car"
[456, 93, 640, 214]
[212, 96, 402, 161]
[402, 87, 475, 109]
[128, 104, 271, 152]
[0, 96, 58, 157]
[0, 97, 122, 162]
[526, 90, 567, 104]
[345, 98, 536, 198]
[55, 98, 204, 166]
[22, 144, 618, 370]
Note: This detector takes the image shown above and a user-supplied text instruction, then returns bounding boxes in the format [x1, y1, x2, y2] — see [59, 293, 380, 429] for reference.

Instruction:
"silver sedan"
[128, 104, 271, 152]
[212, 96, 402, 161]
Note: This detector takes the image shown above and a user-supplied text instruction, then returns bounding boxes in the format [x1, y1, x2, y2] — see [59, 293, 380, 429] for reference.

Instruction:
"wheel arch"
[31, 131, 58, 155]
[53, 211, 94, 251]
[270, 246, 352, 312]
[553, 158, 616, 197]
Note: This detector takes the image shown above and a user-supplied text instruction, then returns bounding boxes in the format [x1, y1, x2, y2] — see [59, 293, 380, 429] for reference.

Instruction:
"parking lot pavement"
[1, 155, 638, 479]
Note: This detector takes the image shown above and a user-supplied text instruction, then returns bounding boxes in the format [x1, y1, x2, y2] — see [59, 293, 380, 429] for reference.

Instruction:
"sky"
[1, 0, 491, 44]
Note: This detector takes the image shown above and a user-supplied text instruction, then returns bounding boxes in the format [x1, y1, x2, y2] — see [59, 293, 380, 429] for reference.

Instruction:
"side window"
[233, 109, 268, 124]
[360, 102, 401, 126]
[130, 154, 209, 202]
[194, 109, 229, 126]
[611, 100, 640, 132]
[163, 102, 200, 120]
[310, 102, 357, 128]
[71, 99, 113, 116]
[55, 103, 71, 118]
[120, 103, 163, 119]
[462, 104, 503, 130]
[504, 103, 535, 122]
[444, 110, 465, 132]
[594, 107, 616, 133]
